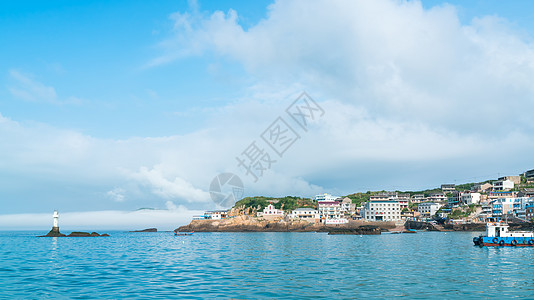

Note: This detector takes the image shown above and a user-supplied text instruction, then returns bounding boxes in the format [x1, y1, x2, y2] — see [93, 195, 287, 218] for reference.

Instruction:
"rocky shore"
[177, 216, 534, 233]
[175, 216, 396, 233]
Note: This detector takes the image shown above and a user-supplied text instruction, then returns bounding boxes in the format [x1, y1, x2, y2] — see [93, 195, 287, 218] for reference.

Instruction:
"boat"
[174, 231, 194, 236]
[473, 222, 534, 247]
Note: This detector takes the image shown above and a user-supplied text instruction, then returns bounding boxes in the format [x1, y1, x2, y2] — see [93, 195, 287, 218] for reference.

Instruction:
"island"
[130, 228, 158, 232]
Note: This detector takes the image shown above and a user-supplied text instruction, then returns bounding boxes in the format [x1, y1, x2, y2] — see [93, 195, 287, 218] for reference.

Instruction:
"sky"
[1, 0, 534, 230]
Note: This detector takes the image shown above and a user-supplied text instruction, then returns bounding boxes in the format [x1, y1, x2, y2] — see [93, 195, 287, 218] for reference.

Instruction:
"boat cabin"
[486, 222, 534, 238]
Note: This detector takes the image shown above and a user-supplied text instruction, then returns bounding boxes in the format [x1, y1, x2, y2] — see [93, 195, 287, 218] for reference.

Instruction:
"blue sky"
[1, 0, 534, 229]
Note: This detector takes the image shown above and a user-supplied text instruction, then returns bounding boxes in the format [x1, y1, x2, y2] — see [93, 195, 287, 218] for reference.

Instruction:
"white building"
[441, 184, 456, 193]
[490, 198, 516, 221]
[410, 194, 425, 203]
[315, 193, 339, 202]
[340, 197, 356, 214]
[472, 183, 493, 193]
[318, 201, 342, 222]
[290, 208, 319, 221]
[417, 202, 442, 216]
[427, 193, 447, 202]
[257, 204, 284, 218]
[363, 201, 401, 221]
[493, 179, 514, 191]
[205, 210, 228, 220]
[461, 192, 481, 205]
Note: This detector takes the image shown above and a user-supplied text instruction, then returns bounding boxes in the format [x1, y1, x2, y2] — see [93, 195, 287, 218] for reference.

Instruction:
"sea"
[1, 230, 533, 299]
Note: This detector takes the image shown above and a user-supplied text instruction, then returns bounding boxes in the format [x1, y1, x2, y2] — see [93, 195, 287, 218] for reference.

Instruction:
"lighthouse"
[53, 210, 59, 229]
[41, 210, 65, 237]
[42, 210, 65, 237]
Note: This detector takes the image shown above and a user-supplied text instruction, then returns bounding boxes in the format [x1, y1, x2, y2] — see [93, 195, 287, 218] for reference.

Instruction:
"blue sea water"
[1, 230, 534, 299]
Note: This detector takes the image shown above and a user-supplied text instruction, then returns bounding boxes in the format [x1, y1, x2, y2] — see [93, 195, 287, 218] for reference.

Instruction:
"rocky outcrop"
[175, 216, 396, 232]
[327, 225, 382, 235]
[404, 221, 440, 231]
[39, 229, 109, 237]
[130, 228, 157, 232]
[67, 232, 109, 237]
[442, 223, 485, 231]
[41, 227, 66, 237]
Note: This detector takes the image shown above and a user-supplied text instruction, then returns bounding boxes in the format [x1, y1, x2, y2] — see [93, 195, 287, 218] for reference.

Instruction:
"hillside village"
[193, 168, 534, 225]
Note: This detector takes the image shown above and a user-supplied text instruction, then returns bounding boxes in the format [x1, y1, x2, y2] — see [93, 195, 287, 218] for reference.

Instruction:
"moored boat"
[473, 222, 534, 247]
[174, 231, 194, 236]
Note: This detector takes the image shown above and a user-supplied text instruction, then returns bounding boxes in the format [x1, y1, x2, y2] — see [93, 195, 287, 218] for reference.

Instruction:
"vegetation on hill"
[403, 188, 442, 197]
[448, 204, 480, 219]
[345, 191, 372, 207]
[234, 196, 316, 212]
[454, 183, 475, 191]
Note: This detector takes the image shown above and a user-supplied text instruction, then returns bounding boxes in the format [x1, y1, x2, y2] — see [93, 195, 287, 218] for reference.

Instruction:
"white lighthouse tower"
[53, 210, 59, 229]
[42, 210, 64, 237]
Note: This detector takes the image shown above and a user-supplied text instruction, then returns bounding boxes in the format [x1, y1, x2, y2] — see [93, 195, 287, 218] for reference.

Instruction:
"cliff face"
[175, 216, 396, 232]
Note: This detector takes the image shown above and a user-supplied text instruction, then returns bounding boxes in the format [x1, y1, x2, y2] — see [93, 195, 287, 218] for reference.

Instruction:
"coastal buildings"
[488, 191, 518, 201]
[290, 208, 319, 221]
[314, 193, 338, 202]
[520, 189, 534, 198]
[480, 204, 492, 220]
[340, 197, 356, 215]
[363, 200, 401, 221]
[524, 169, 534, 179]
[493, 179, 514, 191]
[205, 210, 228, 220]
[490, 198, 512, 221]
[461, 192, 481, 205]
[417, 202, 441, 217]
[448, 191, 460, 207]
[318, 201, 342, 223]
[193, 210, 229, 220]
[410, 194, 425, 203]
[441, 184, 456, 193]
[499, 176, 521, 185]
[369, 194, 390, 201]
[257, 204, 284, 220]
[472, 183, 493, 193]
[427, 193, 446, 203]
[525, 201, 534, 220]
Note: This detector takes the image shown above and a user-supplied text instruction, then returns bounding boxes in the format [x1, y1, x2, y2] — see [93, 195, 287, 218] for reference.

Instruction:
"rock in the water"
[66, 231, 109, 237]
[39, 228, 109, 237]
[68, 232, 92, 237]
[130, 228, 157, 232]
[327, 225, 382, 235]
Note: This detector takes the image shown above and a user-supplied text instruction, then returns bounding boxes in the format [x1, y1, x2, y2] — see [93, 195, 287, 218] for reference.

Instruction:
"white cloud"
[7, 69, 85, 105]
[152, 0, 534, 135]
[8, 69, 58, 103]
[107, 188, 126, 202]
[129, 166, 211, 203]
